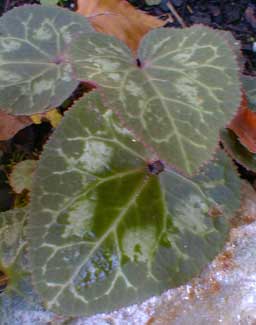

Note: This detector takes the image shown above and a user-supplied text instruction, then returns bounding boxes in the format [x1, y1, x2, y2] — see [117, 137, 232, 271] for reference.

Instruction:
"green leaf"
[68, 26, 241, 175]
[28, 92, 241, 316]
[0, 5, 93, 115]
[145, 0, 161, 5]
[194, 148, 241, 218]
[41, 0, 58, 5]
[220, 128, 256, 173]
[0, 208, 55, 324]
[242, 75, 256, 112]
[9, 160, 37, 194]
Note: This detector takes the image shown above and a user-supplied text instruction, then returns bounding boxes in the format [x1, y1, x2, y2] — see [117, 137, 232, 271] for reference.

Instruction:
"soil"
[0, 0, 255, 211]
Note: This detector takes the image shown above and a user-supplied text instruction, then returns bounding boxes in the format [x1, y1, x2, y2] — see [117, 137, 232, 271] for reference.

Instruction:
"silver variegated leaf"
[69, 26, 241, 175]
[0, 208, 57, 324]
[242, 74, 256, 111]
[0, 5, 93, 115]
[41, 0, 58, 5]
[28, 92, 241, 316]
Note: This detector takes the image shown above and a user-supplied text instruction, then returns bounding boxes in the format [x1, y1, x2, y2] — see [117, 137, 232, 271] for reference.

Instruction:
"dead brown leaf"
[228, 94, 256, 153]
[77, 0, 164, 53]
[0, 110, 32, 141]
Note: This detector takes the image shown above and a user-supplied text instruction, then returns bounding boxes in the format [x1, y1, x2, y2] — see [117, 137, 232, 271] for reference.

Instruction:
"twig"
[186, 5, 193, 14]
[167, 1, 187, 28]
[4, 0, 10, 11]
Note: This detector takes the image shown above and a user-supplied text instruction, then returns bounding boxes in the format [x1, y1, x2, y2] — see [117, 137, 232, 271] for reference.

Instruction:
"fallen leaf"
[31, 108, 62, 128]
[45, 109, 63, 128]
[9, 159, 37, 194]
[0, 111, 32, 141]
[228, 94, 256, 153]
[77, 0, 164, 53]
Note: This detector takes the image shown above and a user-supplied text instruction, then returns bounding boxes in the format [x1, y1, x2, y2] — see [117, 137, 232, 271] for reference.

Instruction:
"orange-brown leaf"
[228, 94, 256, 153]
[0, 111, 32, 141]
[77, 0, 164, 53]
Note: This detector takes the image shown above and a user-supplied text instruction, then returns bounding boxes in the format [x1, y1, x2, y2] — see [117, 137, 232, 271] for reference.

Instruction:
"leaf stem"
[167, 1, 187, 28]
[4, 0, 10, 11]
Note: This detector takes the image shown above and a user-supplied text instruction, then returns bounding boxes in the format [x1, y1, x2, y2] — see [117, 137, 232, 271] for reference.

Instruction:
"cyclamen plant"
[0, 4, 242, 320]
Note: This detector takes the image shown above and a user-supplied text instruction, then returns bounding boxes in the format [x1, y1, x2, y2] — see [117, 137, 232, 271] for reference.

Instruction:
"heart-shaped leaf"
[28, 92, 241, 316]
[0, 208, 56, 324]
[0, 5, 93, 115]
[242, 74, 256, 112]
[221, 128, 256, 173]
[68, 26, 241, 175]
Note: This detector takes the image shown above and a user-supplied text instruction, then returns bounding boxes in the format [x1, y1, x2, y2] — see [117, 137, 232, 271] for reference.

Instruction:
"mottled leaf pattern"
[41, 0, 58, 5]
[194, 148, 241, 218]
[69, 26, 241, 175]
[28, 93, 241, 316]
[0, 208, 55, 324]
[242, 75, 256, 112]
[0, 5, 93, 115]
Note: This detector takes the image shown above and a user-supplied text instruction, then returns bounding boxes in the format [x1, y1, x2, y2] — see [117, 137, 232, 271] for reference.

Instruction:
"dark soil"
[0, 0, 255, 211]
